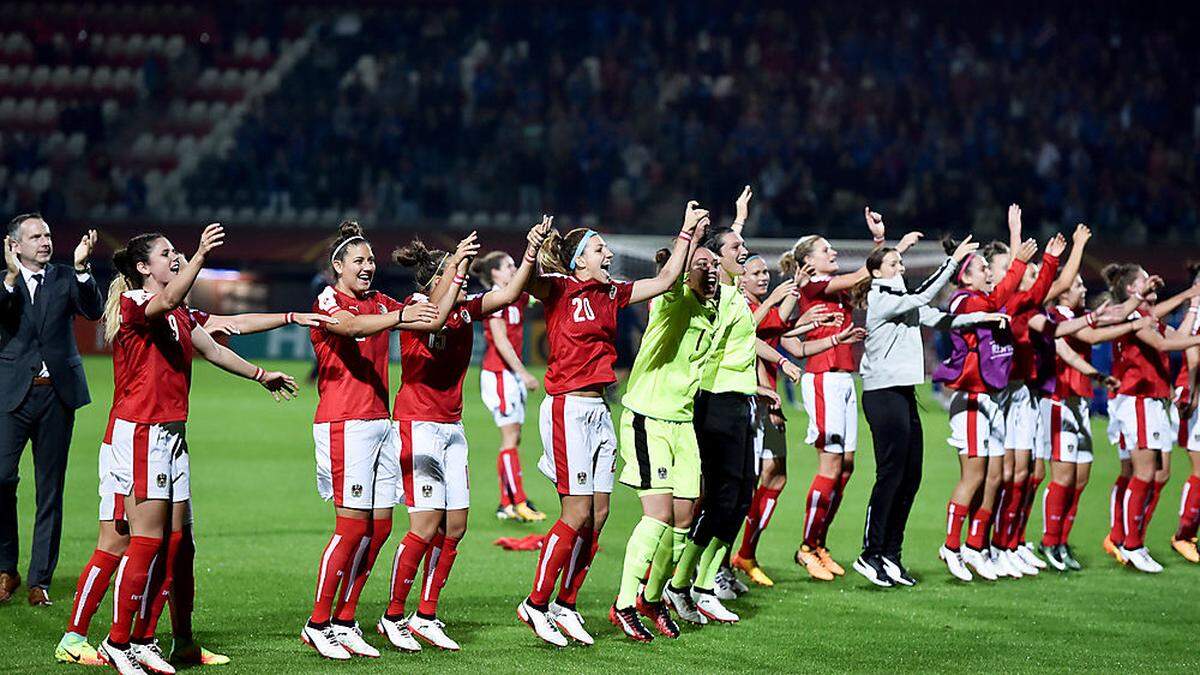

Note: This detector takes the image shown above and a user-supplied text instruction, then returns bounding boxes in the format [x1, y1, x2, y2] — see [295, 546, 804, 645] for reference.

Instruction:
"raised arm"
[191, 324, 299, 401]
[990, 238, 1037, 308]
[69, 229, 104, 320]
[424, 232, 482, 329]
[146, 224, 224, 320]
[1, 237, 21, 317]
[481, 217, 551, 315]
[730, 185, 751, 235]
[823, 207, 887, 294]
[1025, 234, 1065, 306]
[1046, 225, 1090, 301]
[629, 201, 708, 305]
[752, 279, 796, 324]
[1007, 204, 1023, 255]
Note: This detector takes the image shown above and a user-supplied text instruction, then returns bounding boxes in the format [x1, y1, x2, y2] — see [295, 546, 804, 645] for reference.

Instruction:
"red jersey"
[540, 274, 633, 395]
[1173, 318, 1199, 401]
[1050, 305, 1093, 400]
[111, 291, 198, 424]
[1005, 253, 1060, 382]
[482, 292, 529, 373]
[798, 278, 855, 373]
[750, 299, 789, 390]
[1113, 308, 1170, 398]
[946, 259, 1028, 393]
[394, 293, 487, 423]
[310, 285, 405, 423]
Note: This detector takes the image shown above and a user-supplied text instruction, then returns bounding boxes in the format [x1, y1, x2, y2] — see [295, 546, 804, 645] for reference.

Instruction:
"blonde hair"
[101, 276, 128, 344]
[102, 232, 165, 344]
[537, 227, 592, 276]
[780, 234, 822, 276]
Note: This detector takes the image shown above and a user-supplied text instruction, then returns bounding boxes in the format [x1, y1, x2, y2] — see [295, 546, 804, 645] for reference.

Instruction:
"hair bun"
[654, 248, 672, 266]
[1100, 263, 1122, 286]
[338, 220, 364, 239]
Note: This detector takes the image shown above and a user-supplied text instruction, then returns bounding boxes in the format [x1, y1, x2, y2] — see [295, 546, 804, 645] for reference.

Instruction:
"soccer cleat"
[1007, 549, 1038, 576]
[1018, 543, 1047, 569]
[98, 639, 148, 675]
[1103, 535, 1127, 565]
[795, 545, 835, 581]
[496, 504, 520, 521]
[939, 546, 973, 581]
[408, 615, 460, 651]
[301, 623, 352, 660]
[993, 550, 1024, 579]
[608, 604, 654, 642]
[1121, 547, 1164, 574]
[1059, 544, 1083, 571]
[961, 547, 998, 580]
[731, 555, 774, 587]
[815, 547, 846, 576]
[55, 632, 107, 666]
[662, 585, 707, 625]
[691, 589, 739, 623]
[549, 602, 594, 646]
[376, 615, 422, 652]
[1171, 537, 1200, 563]
[130, 640, 175, 675]
[514, 502, 547, 522]
[712, 569, 738, 601]
[880, 555, 916, 586]
[1040, 544, 1067, 571]
[726, 567, 750, 595]
[516, 599, 568, 647]
[852, 555, 894, 588]
[331, 621, 381, 658]
[168, 639, 229, 666]
[635, 594, 680, 638]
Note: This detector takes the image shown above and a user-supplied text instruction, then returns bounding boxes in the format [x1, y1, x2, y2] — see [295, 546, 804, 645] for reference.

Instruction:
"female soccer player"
[380, 219, 549, 652]
[1103, 263, 1200, 572]
[57, 310, 331, 667]
[781, 207, 920, 581]
[516, 201, 707, 647]
[301, 221, 455, 661]
[1171, 276, 1200, 563]
[470, 251, 545, 523]
[92, 226, 298, 675]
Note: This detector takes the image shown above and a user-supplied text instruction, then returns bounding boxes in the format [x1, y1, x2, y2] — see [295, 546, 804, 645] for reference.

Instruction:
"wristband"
[1189, 307, 1198, 314]
[732, 220, 745, 229]
[872, 236, 885, 244]
[1085, 312, 1097, 328]
[831, 334, 840, 346]
[524, 251, 537, 264]
[677, 230, 693, 243]
[452, 273, 466, 287]
[285, 312, 296, 325]
[789, 286, 801, 298]
[253, 367, 265, 382]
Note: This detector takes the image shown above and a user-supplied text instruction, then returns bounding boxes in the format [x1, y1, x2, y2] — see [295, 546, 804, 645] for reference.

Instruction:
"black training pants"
[691, 391, 756, 547]
[861, 386, 924, 559]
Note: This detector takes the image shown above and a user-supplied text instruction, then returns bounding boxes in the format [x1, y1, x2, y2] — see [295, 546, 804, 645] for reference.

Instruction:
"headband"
[568, 230, 598, 270]
[955, 253, 975, 284]
[331, 236, 366, 264]
[421, 252, 452, 289]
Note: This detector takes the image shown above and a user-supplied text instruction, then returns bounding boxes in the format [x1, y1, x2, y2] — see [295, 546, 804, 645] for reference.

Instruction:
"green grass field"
[2, 357, 1199, 673]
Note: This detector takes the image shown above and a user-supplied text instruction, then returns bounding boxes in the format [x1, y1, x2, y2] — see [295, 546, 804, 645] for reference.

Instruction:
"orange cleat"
[731, 554, 774, 587]
[795, 545, 834, 581]
[1171, 536, 1200, 563]
[1102, 535, 1127, 565]
[816, 547, 846, 576]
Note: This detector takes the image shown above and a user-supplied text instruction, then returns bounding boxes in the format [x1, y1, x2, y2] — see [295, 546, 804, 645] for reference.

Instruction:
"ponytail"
[778, 250, 798, 277]
[848, 246, 894, 309]
[393, 238, 449, 289]
[538, 227, 591, 276]
[102, 232, 165, 344]
[469, 251, 509, 286]
[1102, 262, 1142, 302]
[101, 275, 129, 344]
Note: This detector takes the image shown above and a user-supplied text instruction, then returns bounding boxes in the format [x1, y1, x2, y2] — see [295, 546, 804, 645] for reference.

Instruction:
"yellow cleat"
[54, 632, 107, 666]
[731, 555, 774, 587]
[816, 547, 845, 576]
[1102, 535, 1127, 565]
[795, 545, 834, 581]
[1171, 536, 1200, 563]
[170, 640, 230, 666]
[514, 502, 546, 522]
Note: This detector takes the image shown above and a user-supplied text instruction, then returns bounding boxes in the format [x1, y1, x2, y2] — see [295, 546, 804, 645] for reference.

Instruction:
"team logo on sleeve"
[459, 308, 471, 323]
[351, 484, 363, 498]
[378, 303, 387, 313]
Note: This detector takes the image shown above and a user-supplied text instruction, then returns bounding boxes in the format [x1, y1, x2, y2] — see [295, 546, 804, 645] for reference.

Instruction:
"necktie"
[30, 273, 43, 304]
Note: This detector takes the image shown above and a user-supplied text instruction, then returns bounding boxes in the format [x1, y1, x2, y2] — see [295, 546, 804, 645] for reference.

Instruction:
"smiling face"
[717, 231, 748, 278]
[11, 217, 53, 268]
[574, 234, 614, 283]
[135, 237, 180, 290]
[1060, 274, 1086, 309]
[959, 254, 993, 292]
[803, 237, 839, 275]
[687, 247, 719, 299]
[873, 250, 905, 280]
[988, 251, 1011, 289]
[489, 254, 517, 288]
[333, 241, 376, 296]
[741, 256, 770, 299]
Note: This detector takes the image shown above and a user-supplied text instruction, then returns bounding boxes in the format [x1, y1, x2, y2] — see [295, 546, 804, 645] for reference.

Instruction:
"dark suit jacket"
[0, 263, 104, 412]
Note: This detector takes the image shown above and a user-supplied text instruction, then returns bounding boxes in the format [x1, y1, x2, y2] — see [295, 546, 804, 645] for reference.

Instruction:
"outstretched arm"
[630, 202, 708, 305]
[202, 312, 337, 336]
[191, 324, 299, 401]
[1152, 284, 1200, 320]
[824, 207, 888, 295]
[146, 224, 224, 320]
[481, 217, 551, 315]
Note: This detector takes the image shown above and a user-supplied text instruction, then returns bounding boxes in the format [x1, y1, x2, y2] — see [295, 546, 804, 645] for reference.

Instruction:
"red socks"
[386, 532, 430, 617]
[803, 475, 837, 548]
[1142, 479, 1167, 537]
[1109, 476, 1130, 544]
[820, 472, 852, 546]
[1014, 474, 1040, 547]
[110, 535, 162, 644]
[133, 531, 183, 641]
[168, 529, 196, 640]
[497, 448, 528, 507]
[67, 549, 121, 636]
[334, 518, 392, 623]
[965, 508, 993, 551]
[945, 501, 969, 550]
[1040, 482, 1073, 547]
[738, 486, 782, 560]
[993, 482, 1014, 550]
[557, 526, 598, 606]
[310, 516, 370, 624]
[1122, 478, 1151, 549]
[417, 533, 460, 617]
[1177, 476, 1200, 541]
[529, 519, 578, 607]
[1062, 483, 1083, 543]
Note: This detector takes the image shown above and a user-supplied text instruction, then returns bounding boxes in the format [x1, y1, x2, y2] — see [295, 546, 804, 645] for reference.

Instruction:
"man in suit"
[0, 213, 102, 606]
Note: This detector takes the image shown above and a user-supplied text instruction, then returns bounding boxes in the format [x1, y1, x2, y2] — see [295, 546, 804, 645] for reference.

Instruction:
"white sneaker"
[549, 602, 594, 646]
[301, 623, 352, 660]
[663, 585, 707, 625]
[99, 639, 148, 675]
[330, 622, 380, 658]
[1007, 549, 1038, 576]
[713, 570, 738, 601]
[721, 566, 749, 595]
[690, 589, 739, 623]
[1121, 547, 1164, 574]
[131, 639, 175, 674]
[938, 546, 973, 582]
[962, 547, 998, 580]
[376, 615, 421, 652]
[1018, 543, 1048, 569]
[994, 550, 1024, 578]
[408, 615, 460, 651]
[516, 599, 568, 647]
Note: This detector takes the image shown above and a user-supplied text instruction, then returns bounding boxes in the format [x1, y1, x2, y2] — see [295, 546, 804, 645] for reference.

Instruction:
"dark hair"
[328, 220, 370, 264]
[654, 247, 672, 272]
[469, 250, 511, 285]
[980, 240, 1009, 263]
[1188, 261, 1200, 284]
[849, 247, 896, 309]
[940, 235, 962, 256]
[702, 226, 736, 256]
[104, 232, 166, 343]
[7, 212, 42, 238]
[538, 227, 592, 275]
[393, 238, 449, 288]
[1102, 262, 1142, 302]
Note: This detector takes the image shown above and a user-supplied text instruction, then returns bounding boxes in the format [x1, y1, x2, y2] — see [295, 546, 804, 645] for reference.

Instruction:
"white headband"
[331, 236, 366, 264]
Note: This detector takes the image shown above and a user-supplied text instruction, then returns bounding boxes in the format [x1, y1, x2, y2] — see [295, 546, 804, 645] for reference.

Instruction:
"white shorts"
[1173, 404, 1200, 452]
[538, 395, 616, 496]
[1039, 397, 1094, 464]
[1108, 394, 1172, 454]
[314, 418, 399, 510]
[98, 418, 190, 503]
[481, 369, 527, 427]
[395, 419, 470, 512]
[98, 492, 126, 522]
[948, 391, 1005, 458]
[753, 414, 787, 474]
[800, 371, 858, 454]
[998, 382, 1039, 451]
